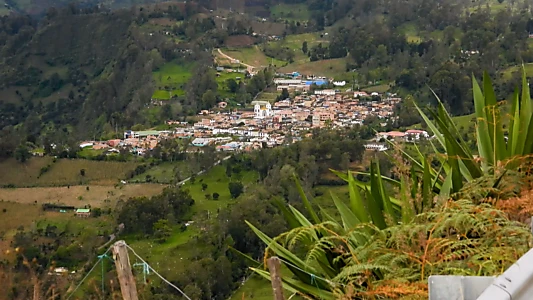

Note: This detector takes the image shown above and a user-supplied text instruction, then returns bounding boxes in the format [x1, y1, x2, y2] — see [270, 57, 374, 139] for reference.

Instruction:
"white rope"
[66, 246, 112, 299]
[125, 244, 192, 300]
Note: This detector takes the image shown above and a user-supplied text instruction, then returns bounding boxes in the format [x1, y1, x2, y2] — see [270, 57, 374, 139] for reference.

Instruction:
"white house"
[405, 129, 430, 140]
[364, 144, 388, 151]
[354, 91, 369, 98]
[314, 89, 336, 96]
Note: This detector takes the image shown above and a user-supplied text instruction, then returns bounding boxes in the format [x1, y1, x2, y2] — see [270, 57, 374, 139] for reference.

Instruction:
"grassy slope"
[130, 162, 180, 183]
[0, 157, 140, 187]
[270, 3, 310, 21]
[501, 63, 533, 81]
[397, 23, 421, 43]
[0, 183, 165, 207]
[223, 46, 287, 68]
[278, 57, 348, 78]
[152, 61, 194, 99]
[269, 32, 328, 63]
[126, 165, 259, 282]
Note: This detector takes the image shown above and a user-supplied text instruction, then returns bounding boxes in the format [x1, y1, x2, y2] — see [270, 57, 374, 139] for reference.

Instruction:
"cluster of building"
[78, 72, 412, 155]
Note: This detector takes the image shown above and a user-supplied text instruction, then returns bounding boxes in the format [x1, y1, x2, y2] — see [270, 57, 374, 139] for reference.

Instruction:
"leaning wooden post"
[267, 256, 285, 300]
[112, 241, 139, 300]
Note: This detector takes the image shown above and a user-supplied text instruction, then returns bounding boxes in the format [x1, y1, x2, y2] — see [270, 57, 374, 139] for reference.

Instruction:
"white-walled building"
[252, 101, 273, 119]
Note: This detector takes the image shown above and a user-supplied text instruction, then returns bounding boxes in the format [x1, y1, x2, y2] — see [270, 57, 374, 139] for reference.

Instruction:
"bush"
[212, 192, 220, 200]
[228, 182, 244, 199]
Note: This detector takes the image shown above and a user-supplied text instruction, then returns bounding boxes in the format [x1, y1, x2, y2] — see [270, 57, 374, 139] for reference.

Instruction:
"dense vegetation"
[247, 69, 533, 299]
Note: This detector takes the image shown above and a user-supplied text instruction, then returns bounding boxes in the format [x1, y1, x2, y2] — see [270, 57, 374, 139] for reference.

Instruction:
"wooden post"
[112, 241, 139, 300]
[267, 256, 285, 300]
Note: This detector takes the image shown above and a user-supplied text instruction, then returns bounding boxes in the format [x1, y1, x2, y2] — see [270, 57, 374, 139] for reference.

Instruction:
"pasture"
[0, 183, 165, 208]
[152, 61, 194, 99]
[278, 57, 348, 78]
[222, 46, 286, 68]
[270, 3, 310, 21]
[0, 157, 140, 187]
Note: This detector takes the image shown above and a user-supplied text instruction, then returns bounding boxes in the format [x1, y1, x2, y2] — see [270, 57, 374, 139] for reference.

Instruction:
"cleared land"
[501, 63, 533, 80]
[0, 184, 165, 208]
[152, 61, 194, 99]
[270, 3, 310, 21]
[268, 32, 328, 63]
[222, 46, 287, 68]
[0, 157, 140, 187]
[279, 57, 347, 78]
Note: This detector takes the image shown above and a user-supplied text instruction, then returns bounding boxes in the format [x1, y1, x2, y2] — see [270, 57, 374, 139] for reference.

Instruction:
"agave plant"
[412, 68, 533, 195]
[246, 161, 422, 299]
[246, 68, 533, 298]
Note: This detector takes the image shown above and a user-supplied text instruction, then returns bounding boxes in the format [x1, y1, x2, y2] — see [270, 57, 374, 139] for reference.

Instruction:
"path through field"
[217, 48, 256, 72]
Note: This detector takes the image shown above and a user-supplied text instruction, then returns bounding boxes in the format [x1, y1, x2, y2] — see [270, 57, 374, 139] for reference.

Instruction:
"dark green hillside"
[0, 7, 192, 145]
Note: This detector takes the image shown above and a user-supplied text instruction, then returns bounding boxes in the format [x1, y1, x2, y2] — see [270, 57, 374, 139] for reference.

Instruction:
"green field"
[130, 162, 181, 184]
[467, 0, 511, 13]
[365, 83, 391, 93]
[279, 57, 348, 78]
[184, 165, 259, 213]
[222, 46, 287, 68]
[254, 91, 279, 103]
[152, 61, 194, 99]
[0, 157, 139, 187]
[270, 3, 310, 21]
[269, 32, 328, 62]
[397, 23, 422, 43]
[501, 63, 533, 80]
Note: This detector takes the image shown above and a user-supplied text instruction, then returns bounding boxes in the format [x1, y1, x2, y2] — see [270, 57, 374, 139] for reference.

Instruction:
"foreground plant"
[249, 200, 532, 299]
[246, 68, 533, 299]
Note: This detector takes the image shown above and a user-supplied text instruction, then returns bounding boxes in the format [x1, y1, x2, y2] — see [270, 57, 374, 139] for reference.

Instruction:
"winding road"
[217, 48, 256, 73]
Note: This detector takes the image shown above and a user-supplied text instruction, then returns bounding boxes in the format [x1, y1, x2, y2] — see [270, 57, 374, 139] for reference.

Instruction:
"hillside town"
[81, 74, 430, 154]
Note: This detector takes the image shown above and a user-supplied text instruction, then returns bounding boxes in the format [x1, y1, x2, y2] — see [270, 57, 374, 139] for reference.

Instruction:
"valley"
[1, 0, 533, 298]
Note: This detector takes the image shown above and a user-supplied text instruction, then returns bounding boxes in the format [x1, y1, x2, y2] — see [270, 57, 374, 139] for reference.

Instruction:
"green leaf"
[446, 137, 463, 193]
[482, 71, 506, 162]
[428, 108, 481, 180]
[272, 198, 300, 229]
[293, 174, 320, 224]
[400, 176, 414, 224]
[508, 87, 520, 157]
[251, 268, 336, 300]
[422, 157, 432, 211]
[473, 75, 494, 168]
[347, 172, 370, 223]
[228, 246, 261, 267]
[246, 221, 310, 271]
[363, 187, 387, 229]
[330, 191, 361, 231]
[414, 100, 445, 149]
[439, 172, 453, 200]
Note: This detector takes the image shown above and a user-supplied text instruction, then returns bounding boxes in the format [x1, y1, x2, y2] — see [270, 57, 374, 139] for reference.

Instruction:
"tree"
[201, 183, 208, 191]
[153, 219, 172, 243]
[212, 192, 220, 200]
[226, 78, 239, 93]
[14, 144, 30, 163]
[228, 182, 244, 199]
[278, 88, 289, 101]
[201, 90, 217, 110]
[80, 169, 86, 176]
[302, 41, 308, 54]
